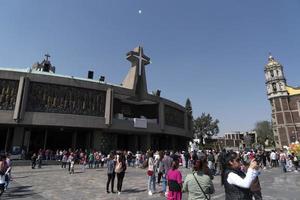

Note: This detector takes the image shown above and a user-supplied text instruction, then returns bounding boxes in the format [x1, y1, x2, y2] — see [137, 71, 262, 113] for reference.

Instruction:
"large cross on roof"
[126, 46, 150, 75]
[45, 53, 51, 61]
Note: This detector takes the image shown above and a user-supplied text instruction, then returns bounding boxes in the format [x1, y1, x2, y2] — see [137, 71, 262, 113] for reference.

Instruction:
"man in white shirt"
[270, 150, 277, 168]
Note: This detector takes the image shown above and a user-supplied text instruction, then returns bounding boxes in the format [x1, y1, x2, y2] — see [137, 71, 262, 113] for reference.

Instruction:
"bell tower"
[264, 54, 288, 99]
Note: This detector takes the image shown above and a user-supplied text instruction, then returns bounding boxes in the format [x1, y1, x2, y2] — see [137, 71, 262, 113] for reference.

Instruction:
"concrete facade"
[0, 46, 193, 154]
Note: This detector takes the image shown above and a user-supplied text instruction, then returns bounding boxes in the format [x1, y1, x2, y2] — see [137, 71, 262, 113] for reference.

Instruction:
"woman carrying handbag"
[183, 159, 214, 200]
[115, 153, 126, 195]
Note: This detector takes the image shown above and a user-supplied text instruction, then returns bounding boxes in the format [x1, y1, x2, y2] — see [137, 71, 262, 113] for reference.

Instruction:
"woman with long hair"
[147, 151, 157, 196]
[115, 153, 126, 195]
[183, 159, 214, 200]
[166, 160, 182, 200]
[223, 151, 259, 200]
[106, 152, 116, 193]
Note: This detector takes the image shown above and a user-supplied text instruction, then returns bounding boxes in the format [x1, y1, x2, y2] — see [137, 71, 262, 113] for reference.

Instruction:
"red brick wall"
[289, 95, 300, 110]
[275, 98, 281, 111]
[292, 112, 300, 123]
[278, 127, 288, 146]
[276, 113, 284, 124]
[284, 112, 292, 123]
[282, 98, 289, 111]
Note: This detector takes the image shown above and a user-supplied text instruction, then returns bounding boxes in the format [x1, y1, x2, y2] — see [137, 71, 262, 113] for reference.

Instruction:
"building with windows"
[0, 46, 193, 154]
[265, 54, 300, 148]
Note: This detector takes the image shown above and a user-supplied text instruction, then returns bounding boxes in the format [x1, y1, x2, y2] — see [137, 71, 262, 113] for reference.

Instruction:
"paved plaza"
[1, 164, 300, 200]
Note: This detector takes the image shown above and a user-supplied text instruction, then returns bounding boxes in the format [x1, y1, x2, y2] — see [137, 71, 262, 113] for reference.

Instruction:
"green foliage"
[253, 120, 274, 147]
[193, 113, 219, 145]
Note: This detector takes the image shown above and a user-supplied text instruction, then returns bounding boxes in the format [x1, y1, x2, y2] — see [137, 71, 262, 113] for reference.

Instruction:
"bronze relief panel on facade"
[164, 105, 184, 129]
[0, 79, 19, 110]
[26, 82, 106, 117]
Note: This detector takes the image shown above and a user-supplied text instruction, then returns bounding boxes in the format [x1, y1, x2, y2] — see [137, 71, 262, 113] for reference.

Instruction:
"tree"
[253, 121, 274, 147]
[185, 98, 192, 115]
[193, 113, 219, 145]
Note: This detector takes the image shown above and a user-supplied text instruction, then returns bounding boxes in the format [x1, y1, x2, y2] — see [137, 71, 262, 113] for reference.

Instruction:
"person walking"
[270, 150, 277, 168]
[162, 151, 173, 196]
[184, 151, 190, 169]
[115, 153, 126, 195]
[4, 155, 11, 190]
[106, 153, 116, 193]
[223, 151, 259, 200]
[0, 155, 6, 197]
[61, 153, 68, 169]
[37, 153, 42, 168]
[147, 151, 156, 196]
[31, 153, 37, 169]
[157, 151, 164, 185]
[183, 159, 215, 200]
[279, 150, 287, 173]
[166, 160, 182, 200]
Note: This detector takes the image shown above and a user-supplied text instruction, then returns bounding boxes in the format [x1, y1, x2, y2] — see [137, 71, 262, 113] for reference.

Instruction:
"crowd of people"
[1, 147, 299, 199]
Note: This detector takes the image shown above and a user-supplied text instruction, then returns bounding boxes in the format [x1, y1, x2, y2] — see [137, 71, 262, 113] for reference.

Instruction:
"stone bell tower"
[264, 54, 289, 148]
[265, 54, 288, 99]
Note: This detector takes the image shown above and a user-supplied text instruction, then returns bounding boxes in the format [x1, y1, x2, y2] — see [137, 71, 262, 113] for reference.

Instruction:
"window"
[272, 83, 277, 92]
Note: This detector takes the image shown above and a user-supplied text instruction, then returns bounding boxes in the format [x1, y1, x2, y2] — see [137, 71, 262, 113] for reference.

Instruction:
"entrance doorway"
[46, 128, 73, 150]
[0, 128, 7, 152]
[29, 128, 46, 153]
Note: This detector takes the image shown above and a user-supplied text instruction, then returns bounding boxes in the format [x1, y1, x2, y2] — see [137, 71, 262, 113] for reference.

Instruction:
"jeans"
[162, 175, 167, 193]
[117, 172, 125, 192]
[148, 174, 156, 192]
[106, 173, 115, 192]
[4, 174, 9, 189]
[281, 161, 286, 172]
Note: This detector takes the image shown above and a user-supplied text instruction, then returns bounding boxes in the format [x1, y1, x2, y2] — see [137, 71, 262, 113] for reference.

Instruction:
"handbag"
[192, 172, 210, 200]
[147, 170, 154, 176]
[168, 180, 181, 192]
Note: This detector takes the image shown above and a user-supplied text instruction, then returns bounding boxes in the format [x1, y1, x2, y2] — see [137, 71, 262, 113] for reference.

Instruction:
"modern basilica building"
[0, 46, 193, 154]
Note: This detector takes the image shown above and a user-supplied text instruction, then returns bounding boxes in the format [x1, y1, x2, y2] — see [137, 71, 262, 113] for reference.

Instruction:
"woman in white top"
[147, 151, 157, 196]
[223, 151, 259, 200]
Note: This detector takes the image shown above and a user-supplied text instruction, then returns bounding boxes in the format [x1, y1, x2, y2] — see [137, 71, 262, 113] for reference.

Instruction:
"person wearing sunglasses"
[223, 151, 259, 200]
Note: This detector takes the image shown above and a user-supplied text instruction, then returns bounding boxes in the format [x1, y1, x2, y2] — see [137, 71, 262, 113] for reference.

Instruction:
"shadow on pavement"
[122, 188, 147, 193]
[1, 185, 41, 199]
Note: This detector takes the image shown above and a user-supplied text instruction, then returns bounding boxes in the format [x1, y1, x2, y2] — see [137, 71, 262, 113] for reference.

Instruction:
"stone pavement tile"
[4, 165, 300, 200]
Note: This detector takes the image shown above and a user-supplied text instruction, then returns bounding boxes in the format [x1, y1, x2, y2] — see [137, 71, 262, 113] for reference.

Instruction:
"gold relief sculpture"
[0, 79, 18, 110]
[52, 97, 57, 107]
[26, 82, 105, 116]
[165, 105, 184, 128]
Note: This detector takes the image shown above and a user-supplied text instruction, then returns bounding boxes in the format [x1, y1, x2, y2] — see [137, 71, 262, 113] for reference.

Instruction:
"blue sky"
[1, 1, 300, 135]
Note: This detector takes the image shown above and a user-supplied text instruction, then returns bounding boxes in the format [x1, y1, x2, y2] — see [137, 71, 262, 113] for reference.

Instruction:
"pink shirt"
[167, 169, 182, 184]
